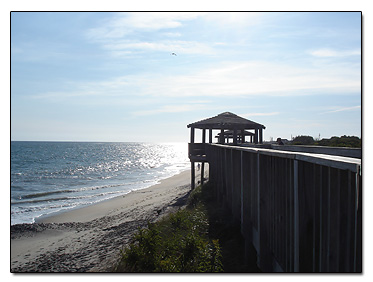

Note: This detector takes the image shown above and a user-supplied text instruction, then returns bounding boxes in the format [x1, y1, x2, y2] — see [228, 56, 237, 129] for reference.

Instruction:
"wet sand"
[11, 166, 208, 272]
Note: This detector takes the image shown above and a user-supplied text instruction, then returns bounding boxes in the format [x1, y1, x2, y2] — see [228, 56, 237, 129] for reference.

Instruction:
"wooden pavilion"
[187, 112, 266, 189]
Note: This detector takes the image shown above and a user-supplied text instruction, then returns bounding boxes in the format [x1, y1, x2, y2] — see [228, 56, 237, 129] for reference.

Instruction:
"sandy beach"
[11, 166, 208, 272]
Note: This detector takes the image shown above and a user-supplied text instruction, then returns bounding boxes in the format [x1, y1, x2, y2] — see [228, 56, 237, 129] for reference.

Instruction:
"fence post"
[354, 166, 360, 272]
[191, 161, 195, 190]
[257, 152, 261, 265]
[241, 151, 244, 229]
[294, 159, 299, 272]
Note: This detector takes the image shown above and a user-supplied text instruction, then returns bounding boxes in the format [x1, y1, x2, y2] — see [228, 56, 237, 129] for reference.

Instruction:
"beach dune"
[11, 166, 208, 272]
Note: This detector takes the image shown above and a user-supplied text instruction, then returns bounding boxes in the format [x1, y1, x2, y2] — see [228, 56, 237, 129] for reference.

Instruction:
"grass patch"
[115, 182, 259, 273]
[192, 182, 260, 272]
[114, 185, 222, 272]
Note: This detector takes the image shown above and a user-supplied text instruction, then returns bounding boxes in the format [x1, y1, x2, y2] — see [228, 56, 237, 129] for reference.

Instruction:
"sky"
[11, 12, 362, 143]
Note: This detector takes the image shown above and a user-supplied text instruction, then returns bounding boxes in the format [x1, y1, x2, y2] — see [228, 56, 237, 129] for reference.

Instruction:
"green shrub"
[315, 135, 361, 148]
[114, 182, 259, 272]
[291, 135, 361, 148]
[115, 202, 223, 272]
[291, 135, 315, 145]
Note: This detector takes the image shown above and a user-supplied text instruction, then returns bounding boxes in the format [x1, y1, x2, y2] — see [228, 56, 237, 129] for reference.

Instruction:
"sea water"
[11, 141, 189, 225]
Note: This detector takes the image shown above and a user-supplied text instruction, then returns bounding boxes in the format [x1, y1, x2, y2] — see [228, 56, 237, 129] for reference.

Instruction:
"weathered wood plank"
[298, 161, 315, 272]
[204, 144, 361, 273]
[329, 167, 341, 272]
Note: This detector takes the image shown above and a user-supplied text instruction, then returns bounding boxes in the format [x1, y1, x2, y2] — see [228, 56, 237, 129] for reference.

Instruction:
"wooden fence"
[206, 144, 362, 272]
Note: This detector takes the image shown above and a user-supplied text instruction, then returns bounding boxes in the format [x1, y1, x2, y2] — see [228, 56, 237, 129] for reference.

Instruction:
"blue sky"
[11, 12, 361, 142]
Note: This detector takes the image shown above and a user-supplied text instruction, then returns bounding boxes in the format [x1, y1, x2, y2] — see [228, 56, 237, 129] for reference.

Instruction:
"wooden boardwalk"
[206, 144, 362, 272]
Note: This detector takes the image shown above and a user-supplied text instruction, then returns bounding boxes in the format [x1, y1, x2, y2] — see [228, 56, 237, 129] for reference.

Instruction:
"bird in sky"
[171, 52, 177, 56]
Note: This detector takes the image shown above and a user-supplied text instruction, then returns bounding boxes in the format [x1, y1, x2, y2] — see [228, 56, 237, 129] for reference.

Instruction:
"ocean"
[11, 141, 189, 225]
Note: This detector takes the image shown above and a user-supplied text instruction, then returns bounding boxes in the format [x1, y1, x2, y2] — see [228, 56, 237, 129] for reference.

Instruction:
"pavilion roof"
[187, 112, 265, 130]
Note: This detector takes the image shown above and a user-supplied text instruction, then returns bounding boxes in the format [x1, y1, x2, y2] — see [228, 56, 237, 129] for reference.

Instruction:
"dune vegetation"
[115, 183, 259, 273]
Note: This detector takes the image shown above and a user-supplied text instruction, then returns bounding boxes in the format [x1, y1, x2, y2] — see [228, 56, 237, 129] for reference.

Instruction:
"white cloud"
[132, 103, 207, 116]
[87, 12, 204, 40]
[33, 59, 360, 103]
[131, 102, 246, 118]
[85, 12, 269, 58]
[103, 40, 215, 55]
[203, 12, 265, 27]
[321, 105, 361, 114]
[119, 12, 203, 30]
[136, 60, 360, 97]
[162, 32, 182, 37]
[309, 48, 361, 57]
[86, 12, 216, 57]
[88, 12, 262, 40]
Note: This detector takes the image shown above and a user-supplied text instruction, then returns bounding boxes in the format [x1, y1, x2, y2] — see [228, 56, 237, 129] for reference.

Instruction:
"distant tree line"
[290, 135, 361, 148]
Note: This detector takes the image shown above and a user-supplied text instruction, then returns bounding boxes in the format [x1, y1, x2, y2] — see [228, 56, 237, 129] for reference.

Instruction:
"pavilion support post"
[233, 128, 238, 145]
[209, 128, 213, 143]
[202, 128, 206, 143]
[241, 128, 245, 144]
[191, 161, 195, 190]
[259, 128, 263, 144]
[254, 128, 259, 144]
[190, 127, 195, 144]
[220, 129, 224, 144]
[201, 162, 205, 186]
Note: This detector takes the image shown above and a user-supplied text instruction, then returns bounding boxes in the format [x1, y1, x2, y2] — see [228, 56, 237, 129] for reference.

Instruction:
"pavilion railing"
[188, 143, 207, 161]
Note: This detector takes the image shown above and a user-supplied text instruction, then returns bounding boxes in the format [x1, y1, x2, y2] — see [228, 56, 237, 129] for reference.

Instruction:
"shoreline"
[11, 165, 208, 272]
[35, 168, 191, 224]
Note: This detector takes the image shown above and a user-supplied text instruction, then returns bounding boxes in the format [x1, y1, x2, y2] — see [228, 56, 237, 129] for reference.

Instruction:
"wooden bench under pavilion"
[187, 112, 266, 189]
[215, 129, 255, 144]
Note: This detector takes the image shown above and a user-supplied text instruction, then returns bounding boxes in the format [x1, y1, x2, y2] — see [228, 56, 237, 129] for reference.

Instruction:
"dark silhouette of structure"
[187, 112, 266, 189]
[186, 113, 362, 272]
